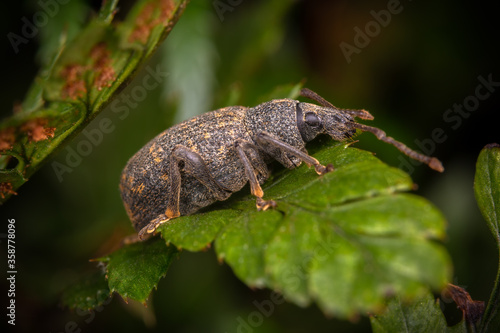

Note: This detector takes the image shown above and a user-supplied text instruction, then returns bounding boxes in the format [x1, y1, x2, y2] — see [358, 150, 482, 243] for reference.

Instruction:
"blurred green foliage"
[475, 144, 500, 332]
[1, 0, 499, 332]
[0, 0, 187, 203]
[370, 291, 467, 333]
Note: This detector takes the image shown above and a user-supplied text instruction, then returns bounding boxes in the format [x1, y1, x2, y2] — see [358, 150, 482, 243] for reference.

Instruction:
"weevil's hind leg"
[171, 145, 232, 199]
[138, 145, 232, 240]
[235, 140, 276, 211]
[137, 152, 181, 239]
[255, 132, 334, 175]
[138, 214, 171, 240]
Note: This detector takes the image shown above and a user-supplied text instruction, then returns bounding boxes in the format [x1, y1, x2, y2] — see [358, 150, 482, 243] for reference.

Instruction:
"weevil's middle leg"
[235, 140, 276, 211]
[256, 132, 334, 175]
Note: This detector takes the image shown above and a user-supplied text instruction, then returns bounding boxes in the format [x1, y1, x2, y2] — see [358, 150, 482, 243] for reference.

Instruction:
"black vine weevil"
[120, 88, 443, 239]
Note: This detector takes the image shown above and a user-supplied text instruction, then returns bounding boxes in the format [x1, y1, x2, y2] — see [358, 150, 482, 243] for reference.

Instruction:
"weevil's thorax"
[297, 102, 356, 142]
[245, 99, 305, 149]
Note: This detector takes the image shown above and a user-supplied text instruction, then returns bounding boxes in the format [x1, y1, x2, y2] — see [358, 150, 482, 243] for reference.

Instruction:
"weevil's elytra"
[120, 88, 443, 239]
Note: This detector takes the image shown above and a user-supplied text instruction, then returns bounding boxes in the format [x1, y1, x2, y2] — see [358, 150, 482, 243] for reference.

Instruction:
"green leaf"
[158, 140, 452, 318]
[474, 143, 500, 332]
[99, 237, 178, 303]
[61, 271, 111, 311]
[0, 0, 188, 203]
[99, 0, 120, 24]
[370, 291, 466, 333]
[474, 143, 500, 245]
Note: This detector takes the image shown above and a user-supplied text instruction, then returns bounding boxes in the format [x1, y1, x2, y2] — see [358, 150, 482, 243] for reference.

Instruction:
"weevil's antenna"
[300, 88, 443, 172]
[352, 122, 444, 172]
[343, 109, 374, 120]
[300, 88, 335, 108]
[300, 88, 374, 120]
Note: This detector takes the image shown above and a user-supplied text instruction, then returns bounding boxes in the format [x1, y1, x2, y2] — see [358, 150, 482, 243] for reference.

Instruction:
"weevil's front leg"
[138, 145, 231, 239]
[235, 140, 275, 211]
[255, 132, 334, 175]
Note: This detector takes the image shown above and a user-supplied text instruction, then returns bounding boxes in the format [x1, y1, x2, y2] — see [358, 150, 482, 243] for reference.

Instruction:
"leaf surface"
[158, 141, 451, 318]
[99, 237, 178, 303]
[370, 291, 466, 333]
[61, 271, 111, 311]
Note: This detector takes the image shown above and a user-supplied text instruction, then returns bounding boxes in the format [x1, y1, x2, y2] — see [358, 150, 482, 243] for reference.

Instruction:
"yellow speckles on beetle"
[149, 143, 157, 154]
[132, 183, 145, 194]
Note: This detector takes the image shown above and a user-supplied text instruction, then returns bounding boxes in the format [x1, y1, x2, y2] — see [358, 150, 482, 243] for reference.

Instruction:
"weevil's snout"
[322, 111, 357, 141]
[297, 103, 355, 142]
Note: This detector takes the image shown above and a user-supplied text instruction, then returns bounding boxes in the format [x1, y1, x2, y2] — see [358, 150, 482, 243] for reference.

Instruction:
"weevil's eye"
[305, 112, 321, 127]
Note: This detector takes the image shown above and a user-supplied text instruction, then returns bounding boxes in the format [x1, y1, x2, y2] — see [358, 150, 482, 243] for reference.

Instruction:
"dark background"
[1, 0, 499, 332]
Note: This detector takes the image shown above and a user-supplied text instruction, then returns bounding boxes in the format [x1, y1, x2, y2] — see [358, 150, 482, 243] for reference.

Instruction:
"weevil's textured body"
[120, 99, 333, 232]
[120, 89, 443, 237]
[121, 106, 248, 228]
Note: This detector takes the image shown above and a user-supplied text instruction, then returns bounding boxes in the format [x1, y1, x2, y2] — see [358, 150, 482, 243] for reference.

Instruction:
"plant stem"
[481, 252, 500, 332]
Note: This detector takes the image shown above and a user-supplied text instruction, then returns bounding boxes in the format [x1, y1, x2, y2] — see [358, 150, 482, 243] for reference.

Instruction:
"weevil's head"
[296, 102, 356, 142]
